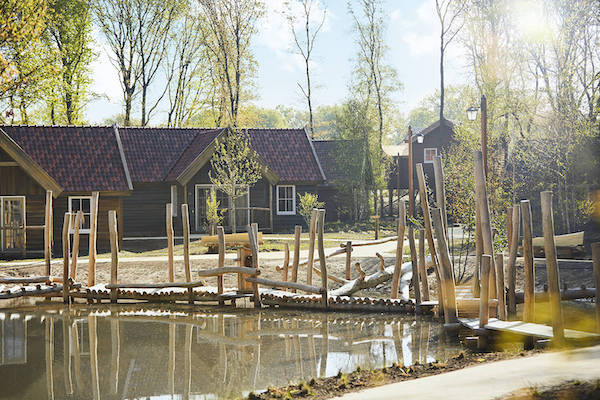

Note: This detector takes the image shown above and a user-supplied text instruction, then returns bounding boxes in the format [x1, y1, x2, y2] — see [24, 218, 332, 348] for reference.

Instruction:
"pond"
[0, 305, 463, 399]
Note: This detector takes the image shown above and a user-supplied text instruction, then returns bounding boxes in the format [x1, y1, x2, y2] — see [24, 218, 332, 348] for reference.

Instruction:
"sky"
[87, 0, 468, 125]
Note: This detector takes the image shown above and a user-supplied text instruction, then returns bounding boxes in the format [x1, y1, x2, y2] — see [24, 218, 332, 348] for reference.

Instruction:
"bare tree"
[286, 0, 326, 138]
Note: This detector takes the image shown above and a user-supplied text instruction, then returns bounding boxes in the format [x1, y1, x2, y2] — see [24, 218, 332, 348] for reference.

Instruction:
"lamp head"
[466, 106, 478, 121]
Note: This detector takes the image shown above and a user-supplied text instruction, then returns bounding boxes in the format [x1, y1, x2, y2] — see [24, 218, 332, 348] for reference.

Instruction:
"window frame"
[68, 196, 92, 234]
[276, 185, 296, 215]
[423, 147, 438, 164]
[0, 196, 26, 252]
[170, 185, 178, 217]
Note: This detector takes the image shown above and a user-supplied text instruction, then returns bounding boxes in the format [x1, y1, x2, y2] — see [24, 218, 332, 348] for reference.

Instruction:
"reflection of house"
[0, 126, 325, 256]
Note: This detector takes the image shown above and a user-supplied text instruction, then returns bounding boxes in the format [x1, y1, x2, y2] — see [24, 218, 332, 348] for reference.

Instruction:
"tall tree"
[198, 0, 264, 127]
[46, 0, 93, 124]
[435, 0, 467, 121]
[286, 0, 326, 138]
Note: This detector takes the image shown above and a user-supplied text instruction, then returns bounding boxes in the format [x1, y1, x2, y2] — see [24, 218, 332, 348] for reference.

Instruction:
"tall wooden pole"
[540, 191, 564, 343]
[479, 255, 491, 328]
[507, 205, 520, 317]
[70, 211, 83, 281]
[495, 254, 506, 320]
[396, 153, 401, 217]
[61, 213, 71, 303]
[291, 225, 302, 293]
[307, 209, 318, 285]
[182, 204, 191, 282]
[109, 210, 119, 303]
[592, 243, 600, 333]
[418, 228, 430, 301]
[44, 190, 52, 276]
[480, 95, 488, 179]
[317, 209, 328, 308]
[391, 202, 406, 299]
[408, 126, 414, 218]
[248, 223, 261, 307]
[345, 241, 352, 280]
[408, 226, 421, 305]
[473, 206, 482, 297]
[88, 192, 99, 287]
[433, 156, 448, 235]
[217, 227, 225, 298]
[432, 207, 457, 323]
[521, 200, 535, 322]
[166, 203, 174, 282]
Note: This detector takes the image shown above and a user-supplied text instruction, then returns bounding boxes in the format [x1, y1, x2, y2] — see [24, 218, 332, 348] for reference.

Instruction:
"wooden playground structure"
[1, 151, 600, 348]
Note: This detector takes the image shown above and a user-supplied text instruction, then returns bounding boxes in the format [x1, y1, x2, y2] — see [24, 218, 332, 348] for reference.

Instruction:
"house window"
[277, 185, 296, 215]
[68, 196, 91, 233]
[171, 185, 178, 217]
[424, 148, 438, 163]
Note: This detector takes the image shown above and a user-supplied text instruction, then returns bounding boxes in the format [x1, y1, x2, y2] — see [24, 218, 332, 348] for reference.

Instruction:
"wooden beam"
[217, 226, 225, 297]
[61, 213, 71, 304]
[248, 224, 261, 307]
[345, 241, 352, 280]
[307, 209, 318, 285]
[269, 184, 274, 231]
[88, 192, 99, 287]
[70, 211, 83, 281]
[44, 191, 52, 276]
[166, 203, 174, 283]
[507, 205, 520, 317]
[109, 210, 119, 303]
[433, 155, 448, 235]
[432, 207, 458, 323]
[182, 204, 191, 282]
[291, 225, 301, 292]
[317, 209, 328, 308]
[479, 255, 491, 328]
[473, 206, 482, 297]
[391, 202, 406, 299]
[246, 277, 324, 294]
[495, 254, 506, 320]
[540, 191, 564, 343]
[593, 243, 600, 333]
[418, 228, 430, 301]
[408, 225, 421, 304]
[282, 242, 290, 282]
[521, 200, 535, 322]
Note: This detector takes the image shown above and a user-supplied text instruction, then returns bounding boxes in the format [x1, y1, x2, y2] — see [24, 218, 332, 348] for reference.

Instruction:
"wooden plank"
[391, 201, 406, 299]
[109, 210, 119, 303]
[88, 192, 99, 287]
[307, 209, 318, 285]
[61, 213, 71, 304]
[541, 191, 564, 343]
[246, 277, 324, 294]
[460, 318, 599, 340]
[0, 276, 50, 283]
[291, 225, 301, 292]
[182, 204, 191, 282]
[201, 232, 264, 246]
[521, 200, 535, 322]
[507, 205, 520, 317]
[166, 204, 174, 282]
[593, 243, 600, 333]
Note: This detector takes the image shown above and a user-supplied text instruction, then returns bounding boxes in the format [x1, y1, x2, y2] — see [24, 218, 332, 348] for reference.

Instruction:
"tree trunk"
[231, 198, 237, 234]
[141, 85, 147, 126]
[124, 92, 132, 126]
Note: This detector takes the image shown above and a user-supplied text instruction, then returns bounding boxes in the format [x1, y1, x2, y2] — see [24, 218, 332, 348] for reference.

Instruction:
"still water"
[0, 305, 462, 399]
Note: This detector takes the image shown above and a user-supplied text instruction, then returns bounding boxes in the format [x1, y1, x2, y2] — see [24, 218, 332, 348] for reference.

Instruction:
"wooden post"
[88, 192, 99, 287]
[166, 203, 174, 282]
[473, 151, 497, 298]
[61, 213, 71, 304]
[592, 243, 600, 333]
[88, 315, 100, 400]
[495, 254, 506, 320]
[109, 210, 119, 303]
[317, 209, 328, 308]
[521, 200, 535, 322]
[70, 211, 83, 281]
[418, 228, 430, 301]
[433, 155, 448, 235]
[248, 225, 261, 307]
[391, 202, 406, 299]
[282, 242, 290, 282]
[473, 206, 482, 297]
[307, 209, 318, 285]
[182, 204, 191, 282]
[540, 191, 564, 343]
[432, 207, 458, 323]
[269, 184, 274, 232]
[345, 241, 352, 280]
[291, 225, 301, 292]
[217, 227, 225, 298]
[374, 216, 380, 240]
[479, 255, 491, 328]
[44, 190, 52, 276]
[507, 205, 520, 317]
[408, 226, 421, 304]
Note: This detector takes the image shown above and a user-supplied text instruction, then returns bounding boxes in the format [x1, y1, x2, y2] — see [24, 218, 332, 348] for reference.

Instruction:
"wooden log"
[514, 288, 597, 303]
[345, 241, 352, 280]
[88, 192, 99, 287]
[473, 151, 497, 299]
[540, 191, 564, 343]
[201, 232, 264, 245]
[521, 200, 535, 322]
[282, 242, 290, 282]
[593, 243, 600, 333]
[418, 228, 430, 301]
[495, 254, 506, 320]
[245, 277, 324, 294]
[317, 209, 328, 308]
[166, 203, 174, 283]
[0, 276, 51, 283]
[473, 206, 482, 297]
[248, 225, 261, 307]
[109, 210, 119, 303]
[217, 226, 225, 296]
[336, 236, 397, 248]
[198, 266, 260, 277]
[291, 225, 302, 292]
[44, 190, 52, 276]
[432, 207, 458, 323]
[479, 255, 491, 328]
[70, 211, 83, 281]
[61, 213, 71, 304]
[391, 202, 406, 299]
[307, 209, 318, 285]
[433, 155, 448, 235]
[507, 205, 520, 317]
[182, 204, 191, 282]
[408, 226, 421, 304]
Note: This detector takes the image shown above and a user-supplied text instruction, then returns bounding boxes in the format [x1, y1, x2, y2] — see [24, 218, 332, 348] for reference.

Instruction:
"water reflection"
[0, 306, 462, 399]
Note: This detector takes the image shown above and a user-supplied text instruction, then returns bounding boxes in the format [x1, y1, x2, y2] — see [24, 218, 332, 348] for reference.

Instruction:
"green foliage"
[297, 192, 324, 226]
[205, 191, 226, 233]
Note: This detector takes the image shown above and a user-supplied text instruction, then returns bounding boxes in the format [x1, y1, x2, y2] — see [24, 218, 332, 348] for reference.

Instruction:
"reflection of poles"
[71, 322, 82, 390]
[88, 315, 100, 400]
[183, 325, 193, 400]
[45, 318, 54, 400]
[308, 330, 318, 378]
[319, 316, 328, 377]
[293, 320, 303, 378]
[252, 315, 262, 389]
[62, 318, 73, 395]
[169, 324, 176, 396]
[218, 315, 228, 384]
[392, 322, 404, 366]
[110, 320, 120, 395]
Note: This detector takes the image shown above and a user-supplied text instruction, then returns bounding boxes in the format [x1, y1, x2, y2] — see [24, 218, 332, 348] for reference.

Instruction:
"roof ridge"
[164, 128, 226, 181]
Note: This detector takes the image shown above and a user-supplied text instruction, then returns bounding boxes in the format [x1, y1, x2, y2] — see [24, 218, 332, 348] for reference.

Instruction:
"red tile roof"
[248, 128, 324, 183]
[1, 125, 130, 192]
[165, 128, 224, 181]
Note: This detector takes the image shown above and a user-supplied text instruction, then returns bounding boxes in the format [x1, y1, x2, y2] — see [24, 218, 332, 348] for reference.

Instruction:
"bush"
[297, 192, 325, 226]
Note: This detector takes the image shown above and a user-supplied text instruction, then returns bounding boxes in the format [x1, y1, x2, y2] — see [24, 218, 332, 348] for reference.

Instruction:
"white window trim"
[0, 196, 26, 252]
[424, 148, 438, 164]
[194, 184, 250, 231]
[68, 196, 92, 234]
[276, 185, 296, 215]
[170, 185, 178, 217]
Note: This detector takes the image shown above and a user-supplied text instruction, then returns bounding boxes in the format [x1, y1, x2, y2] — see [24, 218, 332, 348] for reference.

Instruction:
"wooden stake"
[61, 213, 71, 304]
[166, 204, 174, 282]
[473, 206, 482, 297]
[282, 242, 290, 282]
[248, 225, 261, 307]
[507, 205, 520, 317]
[88, 192, 99, 287]
[495, 254, 506, 320]
[182, 204, 191, 282]
[432, 207, 458, 323]
[540, 191, 564, 343]
[479, 255, 491, 328]
[217, 226, 225, 297]
[408, 226, 421, 304]
[418, 228, 430, 301]
[44, 190, 52, 276]
[593, 243, 600, 333]
[291, 225, 302, 292]
[70, 211, 83, 281]
[307, 209, 318, 285]
[433, 155, 448, 235]
[109, 210, 119, 303]
[473, 151, 496, 298]
[317, 209, 328, 308]
[345, 241, 352, 280]
[521, 200, 535, 322]
[391, 201, 406, 299]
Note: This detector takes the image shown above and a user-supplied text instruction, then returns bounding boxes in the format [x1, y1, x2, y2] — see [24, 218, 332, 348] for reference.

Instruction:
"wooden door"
[1, 197, 26, 253]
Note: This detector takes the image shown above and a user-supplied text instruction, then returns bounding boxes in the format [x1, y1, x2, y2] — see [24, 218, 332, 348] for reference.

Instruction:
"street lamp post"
[466, 94, 488, 178]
